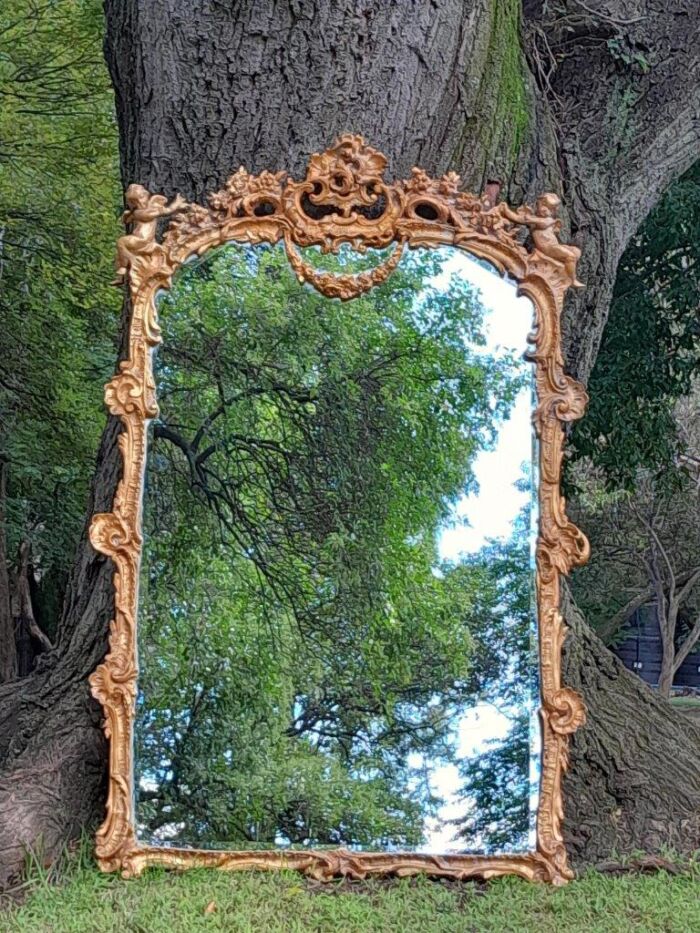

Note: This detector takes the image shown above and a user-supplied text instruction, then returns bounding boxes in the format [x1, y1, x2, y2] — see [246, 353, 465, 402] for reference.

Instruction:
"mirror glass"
[134, 242, 539, 854]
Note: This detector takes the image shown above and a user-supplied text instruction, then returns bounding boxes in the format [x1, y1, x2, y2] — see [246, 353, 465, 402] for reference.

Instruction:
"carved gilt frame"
[89, 135, 589, 884]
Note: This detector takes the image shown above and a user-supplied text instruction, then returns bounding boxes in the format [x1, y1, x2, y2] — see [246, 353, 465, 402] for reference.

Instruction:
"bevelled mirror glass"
[90, 136, 589, 883]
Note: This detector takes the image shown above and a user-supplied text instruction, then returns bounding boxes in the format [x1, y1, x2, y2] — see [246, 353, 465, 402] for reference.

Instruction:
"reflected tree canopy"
[135, 243, 535, 852]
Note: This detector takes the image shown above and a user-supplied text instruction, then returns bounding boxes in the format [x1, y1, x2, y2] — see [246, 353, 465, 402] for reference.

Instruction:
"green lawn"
[4, 848, 700, 933]
[670, 696, 700, 709]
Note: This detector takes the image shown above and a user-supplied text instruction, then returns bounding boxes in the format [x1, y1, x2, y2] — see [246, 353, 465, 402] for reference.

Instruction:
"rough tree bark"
[0, 462, 16, 685]
[562, 589, 700, 865]
[0, 0, 699, 883]
[11, 541, 53, 680]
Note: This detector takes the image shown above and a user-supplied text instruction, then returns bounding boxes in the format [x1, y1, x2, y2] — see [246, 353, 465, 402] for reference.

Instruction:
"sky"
[436, 251, 534, 560]
[408, 249, 540, 853]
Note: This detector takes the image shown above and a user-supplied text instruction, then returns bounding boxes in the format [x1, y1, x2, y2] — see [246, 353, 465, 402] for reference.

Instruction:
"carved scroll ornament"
[90, 135, 589, 884]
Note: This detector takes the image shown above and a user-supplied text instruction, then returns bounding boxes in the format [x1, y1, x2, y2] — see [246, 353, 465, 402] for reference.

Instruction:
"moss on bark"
[452, 0, 530, 183]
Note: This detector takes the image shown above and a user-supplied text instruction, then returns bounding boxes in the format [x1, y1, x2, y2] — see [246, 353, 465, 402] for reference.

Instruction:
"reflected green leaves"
[135, 242, 537, 854]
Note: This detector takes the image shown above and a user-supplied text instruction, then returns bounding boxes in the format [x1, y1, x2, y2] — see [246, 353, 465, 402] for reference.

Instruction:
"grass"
[4, 845, 700, 933]
[669, 696, 700, 709]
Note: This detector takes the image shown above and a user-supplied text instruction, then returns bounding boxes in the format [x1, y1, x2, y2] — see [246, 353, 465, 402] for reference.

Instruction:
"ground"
[670, 696, 700, 722]
[4, 845, 700, 933]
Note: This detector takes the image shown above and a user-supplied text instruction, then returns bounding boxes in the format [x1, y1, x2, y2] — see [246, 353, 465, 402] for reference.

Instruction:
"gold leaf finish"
[90, 135, 589, 884]
[283, 232, 406, 299]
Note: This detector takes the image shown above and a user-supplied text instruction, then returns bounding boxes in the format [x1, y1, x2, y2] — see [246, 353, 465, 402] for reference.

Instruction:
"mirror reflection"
[135, 242, 539, 854]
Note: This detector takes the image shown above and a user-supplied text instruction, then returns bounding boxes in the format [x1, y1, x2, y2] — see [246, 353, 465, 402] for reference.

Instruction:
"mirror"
[90, 136, 588, 882]
[134, 242, 539, 854]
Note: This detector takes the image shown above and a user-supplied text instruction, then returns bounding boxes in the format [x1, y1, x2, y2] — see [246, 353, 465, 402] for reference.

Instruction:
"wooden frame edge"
[88, 134, 589, 885]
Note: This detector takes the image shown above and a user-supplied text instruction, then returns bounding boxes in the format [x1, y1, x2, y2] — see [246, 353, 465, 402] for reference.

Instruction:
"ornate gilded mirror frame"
[89, 135, 589, 884]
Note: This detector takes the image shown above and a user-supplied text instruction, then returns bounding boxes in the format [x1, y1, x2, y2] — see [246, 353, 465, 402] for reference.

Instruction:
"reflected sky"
[136, 244, 540, 852]
[415, 253, 538, 852]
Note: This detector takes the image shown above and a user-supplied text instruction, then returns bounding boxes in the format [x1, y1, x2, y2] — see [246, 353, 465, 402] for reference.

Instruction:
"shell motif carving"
[92, 135, 589, 885]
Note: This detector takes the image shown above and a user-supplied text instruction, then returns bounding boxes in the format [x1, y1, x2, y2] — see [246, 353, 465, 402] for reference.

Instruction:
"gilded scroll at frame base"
[89, 135, 589, 884]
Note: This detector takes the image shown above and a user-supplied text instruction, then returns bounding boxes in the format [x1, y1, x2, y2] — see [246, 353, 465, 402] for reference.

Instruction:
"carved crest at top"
[117, 135, 583, 296]
[286, 134, 398, 224]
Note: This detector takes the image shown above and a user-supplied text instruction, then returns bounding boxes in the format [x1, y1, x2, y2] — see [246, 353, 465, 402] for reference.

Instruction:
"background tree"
[1, 0, 700, 882]
[570, 392, 700, 698]
[452, 509, 536, 853]
[0, 0, 121, 682]
[568, 161, 700, 489]
[454, 713, 531, 853]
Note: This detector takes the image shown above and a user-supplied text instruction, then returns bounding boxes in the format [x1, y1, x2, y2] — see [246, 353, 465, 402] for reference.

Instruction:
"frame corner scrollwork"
[90, 134, 589, 885]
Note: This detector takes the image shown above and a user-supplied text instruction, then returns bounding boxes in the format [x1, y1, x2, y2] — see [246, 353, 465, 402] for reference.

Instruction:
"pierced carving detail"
[283, 232, 406, 300]
[118, 846, 562, 883]
[92, 135, 588, 885]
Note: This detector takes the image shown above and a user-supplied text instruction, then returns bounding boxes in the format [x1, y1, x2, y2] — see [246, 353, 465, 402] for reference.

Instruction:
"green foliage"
[606, 36, 651, 74]
[568, 160, 700, 492]
[0, 0, 121, 636]
[451, 517, 536, 852]
[455, 711, 530, 852]
[135, 243, 532, 851]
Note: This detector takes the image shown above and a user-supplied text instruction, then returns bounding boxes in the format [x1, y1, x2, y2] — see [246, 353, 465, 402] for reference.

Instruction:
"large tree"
[1, 0, 699, 883]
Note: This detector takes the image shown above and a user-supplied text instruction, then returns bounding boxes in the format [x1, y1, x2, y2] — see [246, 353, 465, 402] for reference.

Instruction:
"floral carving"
[91, 135, 589, 884]
[283, 232, 406, 300]
[209, 168, 287, 218]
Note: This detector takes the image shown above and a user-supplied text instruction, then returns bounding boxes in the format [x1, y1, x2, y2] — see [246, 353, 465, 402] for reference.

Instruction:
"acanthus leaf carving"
[89, 512, 133, 557]
[104, 369, 151, 419]
[91, 135, 588, 885]
[547, 688, 587, 735]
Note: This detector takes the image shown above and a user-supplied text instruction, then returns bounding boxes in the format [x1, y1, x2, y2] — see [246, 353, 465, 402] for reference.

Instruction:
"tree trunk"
[0, 0, 699, 885]
[0, 422, 119, 886]
[654, 591, 675, 699]
[11, 541, 53, 679]
[0, 461, 16, 685]
[562, 588, 700, 866]
[657, 656, 674, 700]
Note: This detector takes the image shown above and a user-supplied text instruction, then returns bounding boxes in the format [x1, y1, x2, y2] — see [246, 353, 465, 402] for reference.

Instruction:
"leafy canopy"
[136, 243, 535, 851]
[568, 160, 700, 491]
[0, 0, 121, 636]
